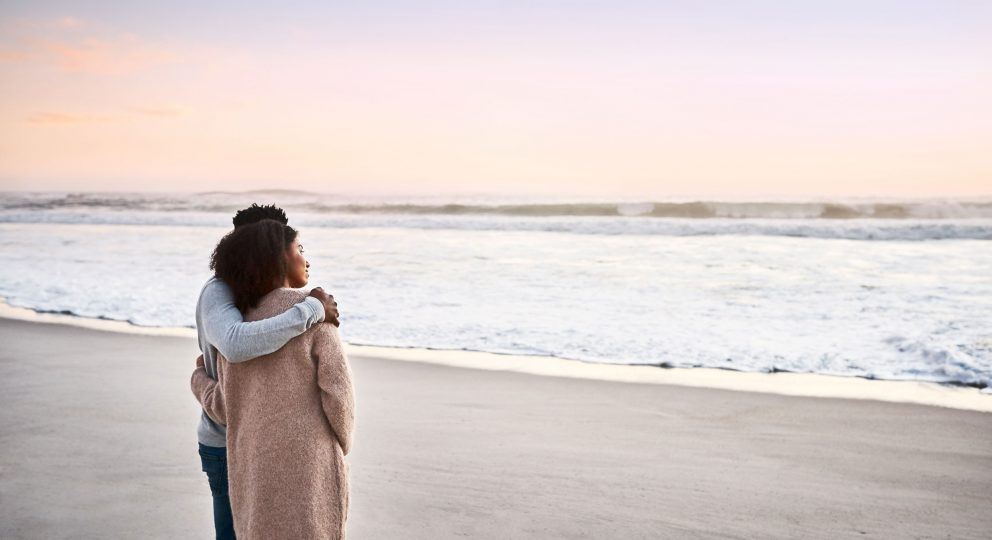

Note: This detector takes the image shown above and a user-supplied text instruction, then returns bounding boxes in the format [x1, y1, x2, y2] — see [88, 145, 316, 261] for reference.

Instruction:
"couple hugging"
[189, 204, 355, 540]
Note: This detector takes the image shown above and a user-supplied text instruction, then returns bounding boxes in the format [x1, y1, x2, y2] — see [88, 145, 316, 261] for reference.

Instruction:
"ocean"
[1, 191, 990, 390]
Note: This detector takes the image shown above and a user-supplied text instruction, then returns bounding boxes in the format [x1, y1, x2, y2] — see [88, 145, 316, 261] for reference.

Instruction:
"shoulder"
[268, 287, 308, 305]
[199, 277, 232, 299]
[309, 319, 343, 353]
[245, 288, 309, 321]
[196, 277, 235, 315]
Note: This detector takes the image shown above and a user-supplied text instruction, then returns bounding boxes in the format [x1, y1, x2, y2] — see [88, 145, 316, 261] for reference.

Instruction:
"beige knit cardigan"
[191, 288, 356, 540]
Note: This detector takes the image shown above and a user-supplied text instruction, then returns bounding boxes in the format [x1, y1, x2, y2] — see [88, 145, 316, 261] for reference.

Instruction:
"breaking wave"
[3, 191, 992, 219]
[2, 191, 992, 240]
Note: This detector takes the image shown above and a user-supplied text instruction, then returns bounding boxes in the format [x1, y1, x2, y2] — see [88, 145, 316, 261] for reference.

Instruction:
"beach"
[4, 0, 992, 537]
[2, 316, 990, 539]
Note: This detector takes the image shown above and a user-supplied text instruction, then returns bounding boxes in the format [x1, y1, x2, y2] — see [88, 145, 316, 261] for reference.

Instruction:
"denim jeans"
[199, 444, 236, 540]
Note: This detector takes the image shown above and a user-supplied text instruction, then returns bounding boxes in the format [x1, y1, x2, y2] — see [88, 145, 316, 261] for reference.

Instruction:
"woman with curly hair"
[191, 219, 356, 539]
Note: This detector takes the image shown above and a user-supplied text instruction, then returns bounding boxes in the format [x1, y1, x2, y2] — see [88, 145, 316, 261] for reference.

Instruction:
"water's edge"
[3, 299, 988, 413]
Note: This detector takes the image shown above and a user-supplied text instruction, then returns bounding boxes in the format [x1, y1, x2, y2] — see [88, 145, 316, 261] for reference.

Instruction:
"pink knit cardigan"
[191, 288, 356, 540]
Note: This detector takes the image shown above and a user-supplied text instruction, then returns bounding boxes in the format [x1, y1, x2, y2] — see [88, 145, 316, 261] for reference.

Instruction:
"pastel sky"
[1, 1, 989, 198]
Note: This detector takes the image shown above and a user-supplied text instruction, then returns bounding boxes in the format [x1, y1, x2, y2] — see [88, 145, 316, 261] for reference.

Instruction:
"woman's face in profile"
[286, 238, 309, 288]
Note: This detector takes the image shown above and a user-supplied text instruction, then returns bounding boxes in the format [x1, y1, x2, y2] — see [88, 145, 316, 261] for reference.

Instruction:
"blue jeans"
[199, 444, 236, 540]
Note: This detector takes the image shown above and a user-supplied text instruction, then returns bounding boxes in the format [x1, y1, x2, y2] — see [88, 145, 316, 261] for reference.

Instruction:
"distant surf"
[2, 191, 991, 241]
[3, 191, 992, 219]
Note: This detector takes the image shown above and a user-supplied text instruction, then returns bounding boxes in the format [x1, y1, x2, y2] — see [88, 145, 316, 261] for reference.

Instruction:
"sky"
[0, 1, 989, 199]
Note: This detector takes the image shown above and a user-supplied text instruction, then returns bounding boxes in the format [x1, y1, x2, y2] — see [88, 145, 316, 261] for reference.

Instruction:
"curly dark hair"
[232, 203, 289, 228]
[210, 219, 298, 313]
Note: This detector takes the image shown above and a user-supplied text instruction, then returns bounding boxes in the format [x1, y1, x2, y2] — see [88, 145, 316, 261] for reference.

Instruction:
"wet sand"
[1, 317, 990, 539]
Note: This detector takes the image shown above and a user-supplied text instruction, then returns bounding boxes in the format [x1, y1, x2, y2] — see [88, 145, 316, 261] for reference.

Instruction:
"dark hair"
[232, 203, 288, 228]
[210, 219, 298, 313]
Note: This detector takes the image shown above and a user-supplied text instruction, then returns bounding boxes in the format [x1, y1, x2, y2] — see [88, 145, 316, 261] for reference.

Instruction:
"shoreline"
[2, 298, 989, 413]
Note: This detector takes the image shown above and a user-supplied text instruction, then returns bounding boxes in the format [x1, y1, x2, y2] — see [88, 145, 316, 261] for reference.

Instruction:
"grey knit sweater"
[194, 276, 324, 447]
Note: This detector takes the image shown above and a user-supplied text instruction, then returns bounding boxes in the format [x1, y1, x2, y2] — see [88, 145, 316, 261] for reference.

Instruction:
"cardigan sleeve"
[312, 325, 356, 455]
[191, 357, 227, 426]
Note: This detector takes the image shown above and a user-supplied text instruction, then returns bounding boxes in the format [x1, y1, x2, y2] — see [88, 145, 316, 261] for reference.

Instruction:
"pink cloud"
[0, 18, 180, 75]
[25, 105, 186, 124]
[0, 48, 30, 61]
[25, 112, 115, 125]
[39, 34, 179, 74]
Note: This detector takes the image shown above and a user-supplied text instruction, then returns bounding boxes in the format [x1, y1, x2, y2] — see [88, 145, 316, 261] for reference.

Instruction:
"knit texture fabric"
[194, 277, 324, 447]
[192, 288, 355, 540]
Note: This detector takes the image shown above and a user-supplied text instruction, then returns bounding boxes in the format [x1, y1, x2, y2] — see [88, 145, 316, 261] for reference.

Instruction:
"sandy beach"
[1, 317, 991, 539]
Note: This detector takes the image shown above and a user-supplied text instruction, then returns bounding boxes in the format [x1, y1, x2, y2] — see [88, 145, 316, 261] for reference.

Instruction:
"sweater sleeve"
[200, 279, 325, 363]
[312, 325, 356, 455]
[191, 361, 227, 426]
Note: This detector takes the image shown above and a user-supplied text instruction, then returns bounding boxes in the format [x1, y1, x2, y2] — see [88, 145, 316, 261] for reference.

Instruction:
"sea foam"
[1, 192, 990, 389]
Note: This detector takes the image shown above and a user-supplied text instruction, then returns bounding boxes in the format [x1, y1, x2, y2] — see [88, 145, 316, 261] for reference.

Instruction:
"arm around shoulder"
[200, 279, 324, 363]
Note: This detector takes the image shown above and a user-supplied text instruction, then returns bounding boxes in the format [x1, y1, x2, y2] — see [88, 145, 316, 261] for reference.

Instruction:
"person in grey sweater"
[194, 204, 339, 540]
